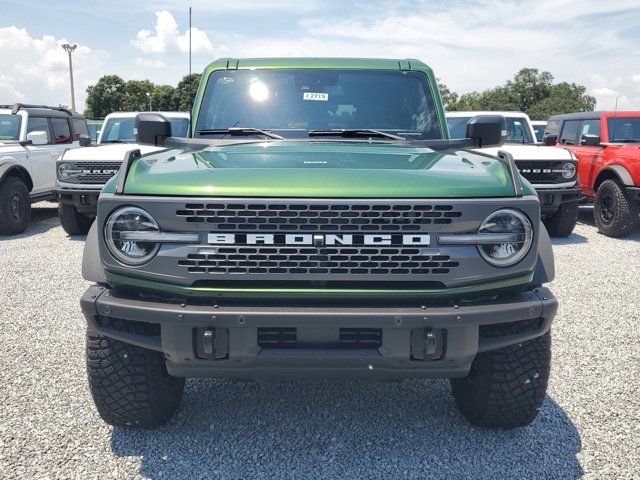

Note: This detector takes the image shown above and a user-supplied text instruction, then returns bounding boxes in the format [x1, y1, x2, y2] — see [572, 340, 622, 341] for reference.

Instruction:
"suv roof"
[548, 111, 640, 122]
[104, 111, 190, 119]
[0, 103, 74, 117]
[446, 111, 530, 118]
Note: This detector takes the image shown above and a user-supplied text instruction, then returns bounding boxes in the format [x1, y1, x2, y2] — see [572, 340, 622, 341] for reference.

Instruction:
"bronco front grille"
[177, 246, 459, 276]
[66, 161, 121, 184]
[516, 161, 569, 185]
[176, 202, 462, 232]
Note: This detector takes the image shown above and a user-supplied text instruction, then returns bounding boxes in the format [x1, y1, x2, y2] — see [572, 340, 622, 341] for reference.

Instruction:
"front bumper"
[534, 186, 582, 215]
[56, 188, 101, 215]
[81, 284, 558, 380]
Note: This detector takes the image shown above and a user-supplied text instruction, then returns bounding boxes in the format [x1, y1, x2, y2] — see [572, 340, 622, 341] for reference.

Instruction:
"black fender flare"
[595, 165, 634, 189]
[82, 221, 106, 283]
[0, 162, 33, 191]
[532, 221, 555, 286]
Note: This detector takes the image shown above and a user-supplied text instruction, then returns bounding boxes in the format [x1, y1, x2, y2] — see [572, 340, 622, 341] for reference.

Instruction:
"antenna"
[188, 6, 193, 136]
[614, 96, 618, 115]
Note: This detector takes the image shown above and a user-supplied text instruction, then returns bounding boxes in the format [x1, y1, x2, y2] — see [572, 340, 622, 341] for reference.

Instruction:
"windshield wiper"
[197, 127, 284, 140]
[308, 129, 406, 140]
[102, 140, 128, 143]
[613, 139, 640, 143]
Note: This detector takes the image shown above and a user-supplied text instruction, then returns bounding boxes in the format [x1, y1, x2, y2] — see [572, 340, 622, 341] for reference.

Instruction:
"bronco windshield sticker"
[303, 92, 329, 101]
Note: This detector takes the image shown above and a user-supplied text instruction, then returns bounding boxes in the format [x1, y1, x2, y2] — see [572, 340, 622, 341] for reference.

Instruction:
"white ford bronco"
[0, 104, 90, 235]
[55, 111, 189, 235]
[447, 111, 581, 237]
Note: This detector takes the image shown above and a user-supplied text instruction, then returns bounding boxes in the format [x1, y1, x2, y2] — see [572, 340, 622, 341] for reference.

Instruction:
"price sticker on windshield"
[303, 92, 329, 101]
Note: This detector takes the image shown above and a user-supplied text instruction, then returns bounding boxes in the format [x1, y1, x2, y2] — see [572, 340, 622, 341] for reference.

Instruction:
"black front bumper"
[534, 186, 582, 215]
[56, 188, 100, 215]
[81, 285, 557, 380]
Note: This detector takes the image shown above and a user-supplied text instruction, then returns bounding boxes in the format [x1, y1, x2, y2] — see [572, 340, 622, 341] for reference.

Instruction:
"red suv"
[544, 112, 640, 237]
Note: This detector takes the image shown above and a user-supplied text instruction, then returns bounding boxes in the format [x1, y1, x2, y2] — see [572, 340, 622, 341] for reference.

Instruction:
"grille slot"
[516, 161, 570, 184]
[339, 328, 382, 349]
[257, 328, 297, 348]
[176, 202, 462, 231]
[177, 247, 460, 276]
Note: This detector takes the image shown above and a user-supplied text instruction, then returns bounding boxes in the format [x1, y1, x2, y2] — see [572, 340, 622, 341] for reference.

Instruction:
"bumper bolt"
[211, 315, 216, 322]
[104, 306, 111, 314]
[237, 315, 246, 325]
[393, 316, 402, 325]
[178, 314, 183, 320]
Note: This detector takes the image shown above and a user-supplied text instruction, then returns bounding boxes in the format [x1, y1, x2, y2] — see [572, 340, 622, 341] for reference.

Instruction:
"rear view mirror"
[26, 131, 48, 145]
[543, 134, 558, 146]
[581, 134, 600, 147]
[136, 113, 172, 146]
[78, 136, 92, 147]
[466, 115, 506, 148]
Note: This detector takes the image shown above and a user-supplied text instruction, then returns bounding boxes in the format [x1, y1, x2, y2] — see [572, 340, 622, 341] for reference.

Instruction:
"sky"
[1, 0, 639, 114]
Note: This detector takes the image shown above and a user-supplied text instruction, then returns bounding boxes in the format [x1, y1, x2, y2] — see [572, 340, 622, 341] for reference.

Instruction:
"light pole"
[61, 43, 77, 113]
[146, 92, 152, 111]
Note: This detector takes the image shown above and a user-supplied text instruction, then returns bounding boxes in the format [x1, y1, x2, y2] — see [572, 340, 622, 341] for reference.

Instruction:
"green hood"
[118, 141, 527, 198]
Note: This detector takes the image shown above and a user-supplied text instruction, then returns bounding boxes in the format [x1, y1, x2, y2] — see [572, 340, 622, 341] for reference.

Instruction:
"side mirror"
[543, 134, 558, 146]
[466, 115, 506, 148]
[26, 131, 48, 145]
[581, 134, 600, 147]
[136, 113, 171, 146]
[78, 136, 92, 147]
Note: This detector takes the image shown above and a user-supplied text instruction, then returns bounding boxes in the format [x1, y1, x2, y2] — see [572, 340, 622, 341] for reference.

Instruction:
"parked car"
[86, 118, 104, 144]
[531, 120, 547, 143]
[447, 111, 581, 237]
[0, 103, 90, 235]
[55, 111, 189, 235]
[545, 111, 640, 237]
[81, 58, 558, 429]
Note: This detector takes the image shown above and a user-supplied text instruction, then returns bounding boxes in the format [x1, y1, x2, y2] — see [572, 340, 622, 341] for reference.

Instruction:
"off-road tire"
[58, 203, 93, 235]
[594, 179, 639, 237]
[0, 176, 31, 235]
[86, 320, 185, 427]
[543, 201, 579, 237]
[450, 327, 551, 428]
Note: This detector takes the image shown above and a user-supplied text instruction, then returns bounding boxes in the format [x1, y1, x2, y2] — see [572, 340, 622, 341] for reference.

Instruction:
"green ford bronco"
[81, 58, 557, 429]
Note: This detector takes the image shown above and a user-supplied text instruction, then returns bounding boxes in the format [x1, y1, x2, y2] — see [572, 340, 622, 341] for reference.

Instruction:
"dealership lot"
[0, 203, 638, 479]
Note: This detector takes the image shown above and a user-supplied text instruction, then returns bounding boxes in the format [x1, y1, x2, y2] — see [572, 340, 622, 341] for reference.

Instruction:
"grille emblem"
[206, 233, 431, 246]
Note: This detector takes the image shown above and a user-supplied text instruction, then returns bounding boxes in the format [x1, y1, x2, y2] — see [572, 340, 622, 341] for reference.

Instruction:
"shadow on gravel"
[576, 206, 640, 242]
[551, 233, 588, 245]
[0, 205, 59, 240]
[111, 379, 582, 479]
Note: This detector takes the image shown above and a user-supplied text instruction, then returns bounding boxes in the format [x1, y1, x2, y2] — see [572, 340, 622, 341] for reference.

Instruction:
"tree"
[437, 79, 458, 110]
[151, 85, 179, 111]
[85, 75, 126, 118]
[122, 79, 156, 111]
[175, 73, 201, 111]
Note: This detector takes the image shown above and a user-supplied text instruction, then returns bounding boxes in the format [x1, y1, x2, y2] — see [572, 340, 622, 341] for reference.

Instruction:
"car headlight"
[57, 162, 81, 180]
[105, 206, 160, 265]
[560, 162, 576, 179]
[477, 209, 533, 267]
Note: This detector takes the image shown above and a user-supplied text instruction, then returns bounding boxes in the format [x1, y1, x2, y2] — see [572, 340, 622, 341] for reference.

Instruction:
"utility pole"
[61, 43, 77, 113]
[146, 92, 152, 111]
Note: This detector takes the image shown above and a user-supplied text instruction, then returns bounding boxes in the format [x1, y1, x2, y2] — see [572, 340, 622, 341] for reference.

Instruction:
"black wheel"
[594, 179, 639, 237]
[86, 319, 185, 427]
[58, 203, 93, 235]
[543, 201, 578, 237]
[0, 176, 31, 235]
[450, 325, 551, 428]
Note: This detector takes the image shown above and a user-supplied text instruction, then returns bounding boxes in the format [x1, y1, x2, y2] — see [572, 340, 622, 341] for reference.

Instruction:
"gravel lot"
[0, 203, 638, 479]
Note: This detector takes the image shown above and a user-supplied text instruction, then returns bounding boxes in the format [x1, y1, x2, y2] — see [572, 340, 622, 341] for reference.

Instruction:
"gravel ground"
[0, 203, 638, 479]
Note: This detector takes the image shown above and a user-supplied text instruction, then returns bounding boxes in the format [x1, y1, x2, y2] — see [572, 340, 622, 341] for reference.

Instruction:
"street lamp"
[146, 92, 152, 111]
[61, 43, 77, 113]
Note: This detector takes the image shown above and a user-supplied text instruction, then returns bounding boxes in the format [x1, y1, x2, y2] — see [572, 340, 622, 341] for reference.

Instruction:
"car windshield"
[101, 116, 189, 143]
[532, 124, 546, 142]
[194, 69, 443, 140]
[608, 117, 640, 142]
[0, 114, 21, 141]
[447, 116, 534, 144]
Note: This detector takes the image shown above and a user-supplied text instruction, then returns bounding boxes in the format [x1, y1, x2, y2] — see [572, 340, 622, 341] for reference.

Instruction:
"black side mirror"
[581, 134, 600, 147]
[136, 113, 172, 146]
[543, 134, 558, 146]
[78, 135, 92, 147]
[466, 115, 506, 148]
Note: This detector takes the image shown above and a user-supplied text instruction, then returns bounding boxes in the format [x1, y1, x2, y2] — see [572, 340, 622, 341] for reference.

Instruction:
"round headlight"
[478, 209, 533, 267]
[105, 206, 160, 265]
[58, 163, 71, 179]
[561, 162, 576, 179]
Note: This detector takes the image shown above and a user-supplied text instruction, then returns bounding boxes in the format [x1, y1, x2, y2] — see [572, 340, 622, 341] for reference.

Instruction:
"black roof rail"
[3, 103, 73, 115]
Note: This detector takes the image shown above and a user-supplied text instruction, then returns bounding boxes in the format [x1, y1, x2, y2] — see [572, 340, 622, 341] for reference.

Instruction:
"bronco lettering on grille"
[207, 233, 431, 247]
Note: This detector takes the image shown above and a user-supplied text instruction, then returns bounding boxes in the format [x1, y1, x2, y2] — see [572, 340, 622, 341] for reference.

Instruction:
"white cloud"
[131, 10, 212, 54]
[0, 26, 108, 111]
[134, 57, 166, 68]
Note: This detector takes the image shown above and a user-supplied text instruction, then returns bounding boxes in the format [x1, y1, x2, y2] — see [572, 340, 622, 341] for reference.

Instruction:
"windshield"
[100, 116, 189, 143]
[446, 116, 534, 144]
[195, 69, 443, 140]
[608, 117, 640, 142]
[532, 124, 546, 142]
[0, 114, 21, 141]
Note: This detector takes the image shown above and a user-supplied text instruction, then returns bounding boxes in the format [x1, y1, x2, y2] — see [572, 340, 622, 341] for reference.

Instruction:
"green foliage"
[84, 73, 202, 117]
[442, 68, 596, 120]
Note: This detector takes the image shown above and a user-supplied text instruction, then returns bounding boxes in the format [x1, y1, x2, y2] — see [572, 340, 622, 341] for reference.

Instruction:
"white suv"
[446, 111, 581, 237]
[55, 112, 189, 235]
[0, 104, 90, 235]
